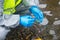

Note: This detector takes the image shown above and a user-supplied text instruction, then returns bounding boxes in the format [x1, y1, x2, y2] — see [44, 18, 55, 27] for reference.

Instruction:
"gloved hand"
[20, 15, 35, 28]
[29, 6, 44, 23]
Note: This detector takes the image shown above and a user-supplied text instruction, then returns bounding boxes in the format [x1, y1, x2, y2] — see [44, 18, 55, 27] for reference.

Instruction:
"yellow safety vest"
[3, 0, 22, 15]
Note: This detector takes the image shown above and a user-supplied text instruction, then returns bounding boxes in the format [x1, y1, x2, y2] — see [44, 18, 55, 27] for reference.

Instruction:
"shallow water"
[6, 0, 60, 40]
[39, 0, 60, 25]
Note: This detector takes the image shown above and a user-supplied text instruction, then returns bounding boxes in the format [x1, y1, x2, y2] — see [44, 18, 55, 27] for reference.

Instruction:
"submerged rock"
[40, 17, 49, 25]
[39, 4, 47, 8]
[53, 20, 60, 25]
[43, 11, 53, 16]
[49, 30, 55, 35]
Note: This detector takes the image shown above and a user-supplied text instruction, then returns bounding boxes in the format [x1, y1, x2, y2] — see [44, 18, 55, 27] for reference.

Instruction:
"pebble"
[39, 4, 47, 8]
[58, 1, 60, 5]
[40, 17, 49, 25]
[49, 30, 55, 35]
[43, 11, 53, 16]
[53, 20, 60, 25]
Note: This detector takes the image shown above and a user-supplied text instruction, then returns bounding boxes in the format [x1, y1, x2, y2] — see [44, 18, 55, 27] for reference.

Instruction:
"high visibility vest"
[3, 0, 22, 15]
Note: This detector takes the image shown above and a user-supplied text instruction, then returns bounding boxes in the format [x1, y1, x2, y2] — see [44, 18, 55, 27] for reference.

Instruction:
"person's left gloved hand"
[20, 15, 35, 28]
[29, 6, 44, 23]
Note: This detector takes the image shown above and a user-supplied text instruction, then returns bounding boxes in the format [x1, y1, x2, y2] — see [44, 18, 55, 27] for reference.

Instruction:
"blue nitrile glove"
[20, 15, 35, 28]
[29, 6, 44, 23]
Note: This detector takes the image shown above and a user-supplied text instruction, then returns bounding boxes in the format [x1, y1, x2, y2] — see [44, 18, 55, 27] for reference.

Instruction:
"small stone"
[40, 17, 49, 25]
[49, 30, 55, 35]
[39, 4, 47, 8]
[43, 11, 53, 16]
[54, 18, 58, 20]
[53, 20, 60, 25]
[58, 1, 60, 5]
[53, 35, 57, 40]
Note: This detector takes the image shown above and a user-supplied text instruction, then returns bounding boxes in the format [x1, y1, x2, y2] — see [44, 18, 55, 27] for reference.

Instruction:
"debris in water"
[43, 11, 53, 16]
[54, 18, 58, 20]
[40, 17, 49, 25]
[58, 1, 60, 5]
[49, 30, 56, 35]
[39, 4, 47, 8]
[53, 20, 60, 25]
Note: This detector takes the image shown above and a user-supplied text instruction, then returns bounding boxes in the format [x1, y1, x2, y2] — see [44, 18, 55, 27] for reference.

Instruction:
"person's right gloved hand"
[20, 15, 35, 28]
